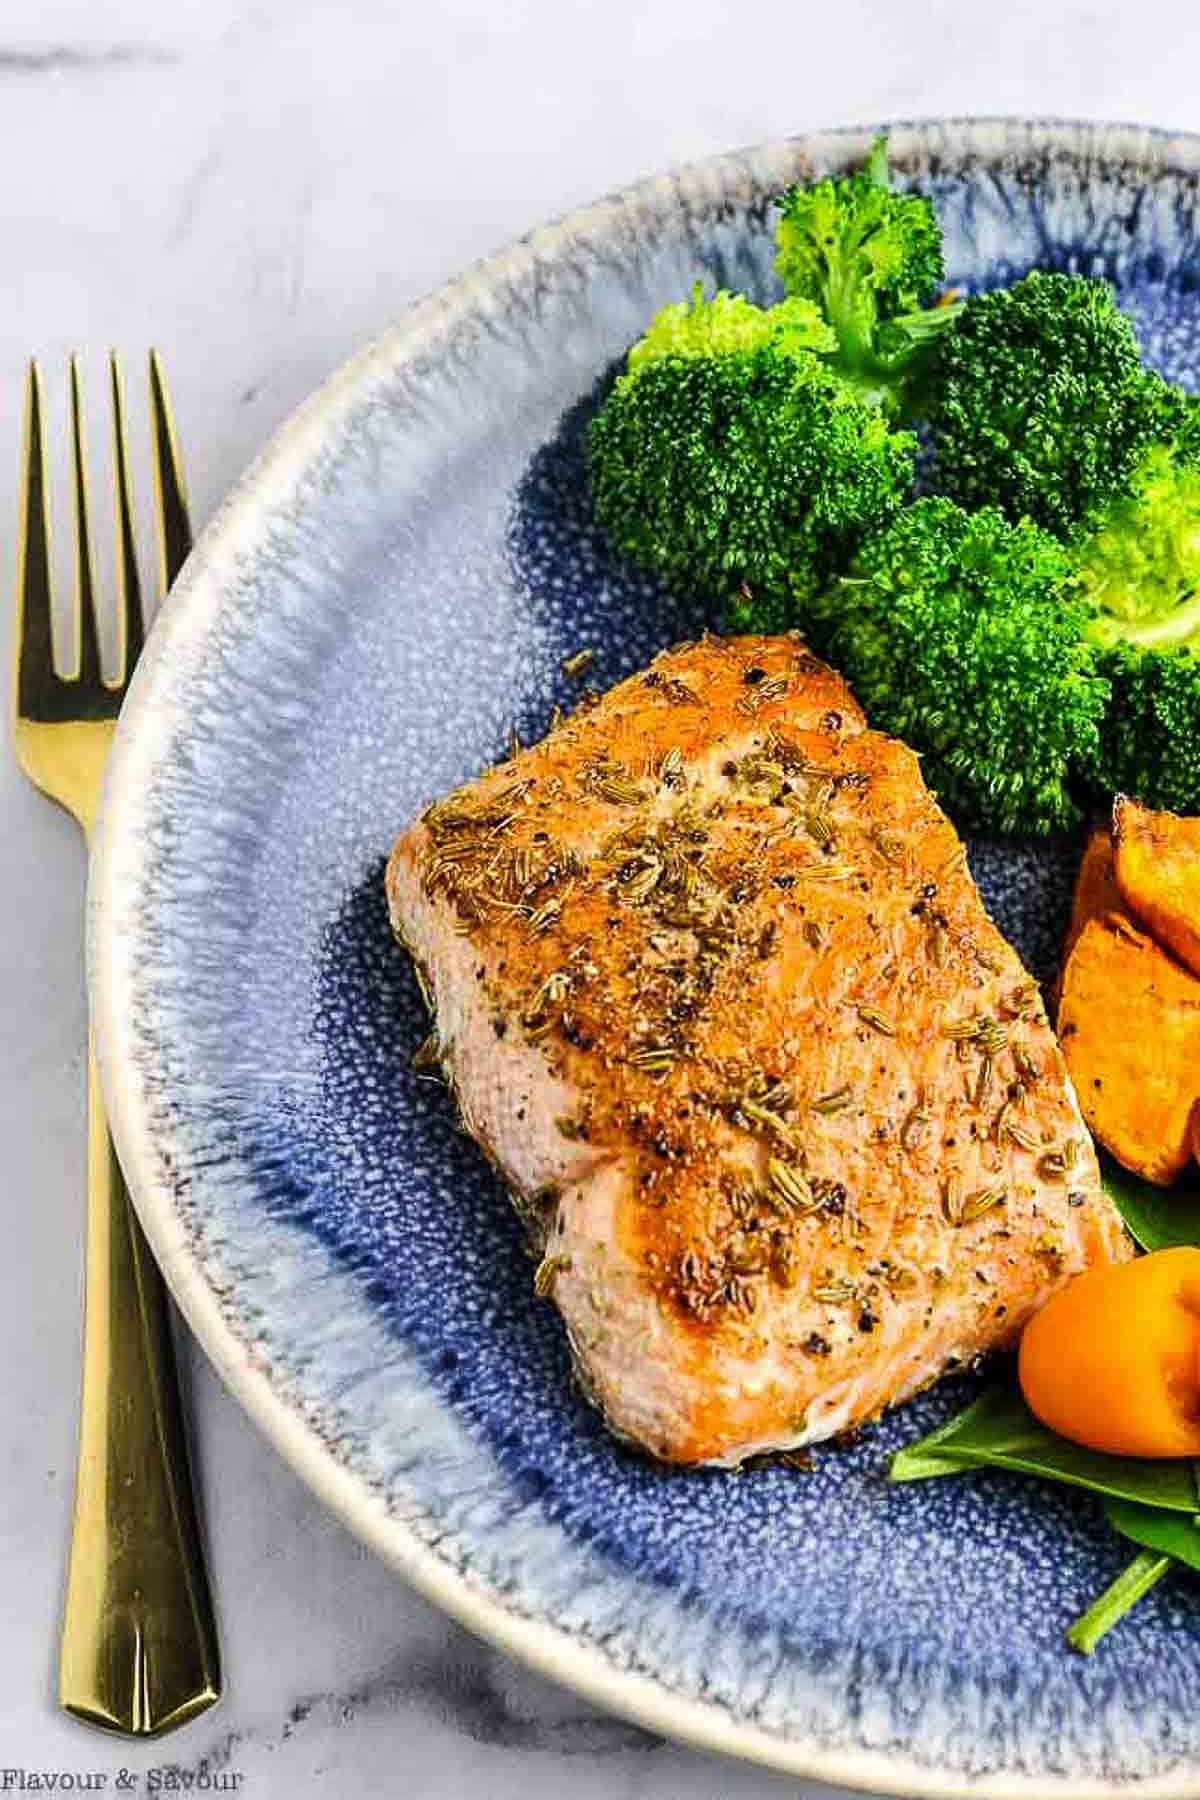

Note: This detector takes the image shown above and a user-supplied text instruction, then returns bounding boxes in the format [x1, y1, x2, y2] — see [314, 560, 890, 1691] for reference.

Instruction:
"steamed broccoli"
[1073, 445, 1200, 810]
[590, 343, 915, 617]
[625, 282, 835, 368]
[1076, 445, 1200, 641]
[775, 134, 957, 412]
[803, 499, 1108, 833]
[928, 271, 1166, 538]
[588, 139, 957, 612]
[1095, 648, 1200, 814]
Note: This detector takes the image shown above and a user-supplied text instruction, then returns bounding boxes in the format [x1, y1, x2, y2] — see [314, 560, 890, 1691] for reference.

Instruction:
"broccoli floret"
[1095, 648, 1200, 814]
[1073, 444, 1200, 810]
[774, 135, 956, 411]
[1076, 445, 1200, 640]
[626, 282, 835, 368]
[590, 346, 916, 615]
[1141, 373, 1200, 468]
[928, 271, 1164, 538]
[803, 499, 1108, 834]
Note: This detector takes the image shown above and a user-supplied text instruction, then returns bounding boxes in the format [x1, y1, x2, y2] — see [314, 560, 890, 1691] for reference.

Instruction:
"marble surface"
[4, 3, 1200, 1794]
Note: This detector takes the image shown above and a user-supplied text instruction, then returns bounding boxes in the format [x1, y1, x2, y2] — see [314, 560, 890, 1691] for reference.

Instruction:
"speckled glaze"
[91, 122, 1200, 1797]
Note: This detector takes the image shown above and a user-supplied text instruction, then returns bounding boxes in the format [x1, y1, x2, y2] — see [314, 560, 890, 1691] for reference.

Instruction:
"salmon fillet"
[387, 635, 1129, 1465]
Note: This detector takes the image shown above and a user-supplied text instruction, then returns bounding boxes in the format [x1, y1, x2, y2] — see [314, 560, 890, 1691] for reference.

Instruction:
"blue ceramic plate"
[92, 121, 1200, 1797]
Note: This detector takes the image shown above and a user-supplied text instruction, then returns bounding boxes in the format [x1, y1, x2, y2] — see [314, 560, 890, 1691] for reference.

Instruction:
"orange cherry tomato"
[1019, 1247, 1200, 1459]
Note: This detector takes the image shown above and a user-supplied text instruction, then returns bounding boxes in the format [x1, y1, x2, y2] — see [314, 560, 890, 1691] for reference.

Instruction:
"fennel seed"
[622, 859, 663, 904]
[976, 1019, 1010, 1058]
[737, 674, 789, 714]
[811, 1085, 854, 1116]
[998, 1110, 1040, 1154]
[523, 969, 571, 1023]
[659, 745, 683, 784]
[800, 861, 856, 883]
[805, 810, 836, 849]
[857, 1005, 895, 1036]
[742, 1099, 798, 1147]
[960, 1185, 1006, 1225]
[561, 648, 596, 680]
[527, 895, 565, 934]
[900, 1107, 930, 1151]
[596, 774, 645, 806]
[534, 1254, 571, 1297]
[812, 1278, 857, 1304]
[768, 1157, 816, 1212]
[941, 1181, 963, 1226]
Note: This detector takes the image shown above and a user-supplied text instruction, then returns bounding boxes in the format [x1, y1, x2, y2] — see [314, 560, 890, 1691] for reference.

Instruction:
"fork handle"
[59, 1043, 220, 1736]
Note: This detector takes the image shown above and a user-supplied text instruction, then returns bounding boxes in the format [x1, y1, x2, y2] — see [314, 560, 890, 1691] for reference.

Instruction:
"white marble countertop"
[4, 2, 1200, 1793]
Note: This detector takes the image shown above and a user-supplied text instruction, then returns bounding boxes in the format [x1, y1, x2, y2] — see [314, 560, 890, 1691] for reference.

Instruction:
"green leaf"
[889, 1382, 1200, 1511]
[886, 1443, 977, 1482]
[1102, 1154, 1200, 1252]
[1105, 1493, 1200, 1571]
[1066, 1550, 1173, 1655]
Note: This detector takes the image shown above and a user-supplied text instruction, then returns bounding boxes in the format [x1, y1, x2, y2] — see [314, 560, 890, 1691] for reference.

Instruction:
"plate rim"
[90, 115, 1200, 1799]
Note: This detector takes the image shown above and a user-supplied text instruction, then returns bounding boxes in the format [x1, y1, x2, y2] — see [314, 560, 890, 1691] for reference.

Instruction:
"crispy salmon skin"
[386, 635, 1129, 1465]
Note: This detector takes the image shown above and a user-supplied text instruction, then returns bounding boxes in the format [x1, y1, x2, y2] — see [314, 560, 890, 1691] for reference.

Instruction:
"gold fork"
[13, 354, 220, 1735]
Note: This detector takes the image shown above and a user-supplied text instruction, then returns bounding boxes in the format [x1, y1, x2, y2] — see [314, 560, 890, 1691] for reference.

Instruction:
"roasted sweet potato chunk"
[1064, 823, 1126, 961]
[1114, 795, 1200, 979]
[1058, 912, 1200, 1186]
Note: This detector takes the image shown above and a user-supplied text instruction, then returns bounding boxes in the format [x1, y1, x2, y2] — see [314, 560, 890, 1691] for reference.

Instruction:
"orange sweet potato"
[1063, 823, 1126, 962]
[1113, 794, 1200, 979]
[1058, 912, 1200, 1186]
[1020, 1247, 1200, 1457]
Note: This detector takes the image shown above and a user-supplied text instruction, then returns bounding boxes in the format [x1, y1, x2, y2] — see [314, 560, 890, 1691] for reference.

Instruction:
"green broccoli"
[927, 271, 1166, 539]
[1076, 445, 1200, 642]
[1095, 648, 1200, 815]
[625, 281, 835, 368]
[774, 134, 958, 412]
[803, 499, 1108, 834]
[590, 338, 915, 617]
[588, 140, 957, 613]
[1072, 444, 1200, 811]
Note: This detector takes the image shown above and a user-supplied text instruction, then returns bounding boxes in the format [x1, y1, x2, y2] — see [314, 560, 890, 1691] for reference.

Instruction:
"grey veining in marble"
[4, 2, 1200, 1795]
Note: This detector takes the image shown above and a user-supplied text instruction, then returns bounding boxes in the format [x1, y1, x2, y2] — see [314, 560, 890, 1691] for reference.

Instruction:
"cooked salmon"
[387, 635, 1129, 1465]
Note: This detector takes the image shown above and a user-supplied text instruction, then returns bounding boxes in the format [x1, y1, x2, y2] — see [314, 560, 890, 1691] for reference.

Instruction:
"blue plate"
[92, 121, 1200, 1797]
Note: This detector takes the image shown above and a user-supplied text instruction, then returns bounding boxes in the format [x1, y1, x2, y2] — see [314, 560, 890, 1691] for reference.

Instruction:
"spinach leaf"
[1066, 1550, 1173, 1655]
[1102, 1155, 1200, 1253]
[1105, 1493, 1200, 1571]
[889, 1383, 1200, 1511]
[1067, 1492, 1200, 1654]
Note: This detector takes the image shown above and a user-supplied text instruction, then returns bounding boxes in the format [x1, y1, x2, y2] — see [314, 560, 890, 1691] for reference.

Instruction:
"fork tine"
[15, 361, 57, 716]
[108, 352, 143, 679]
[69, 355, 104, 691]
[148, 350, 192, 594]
